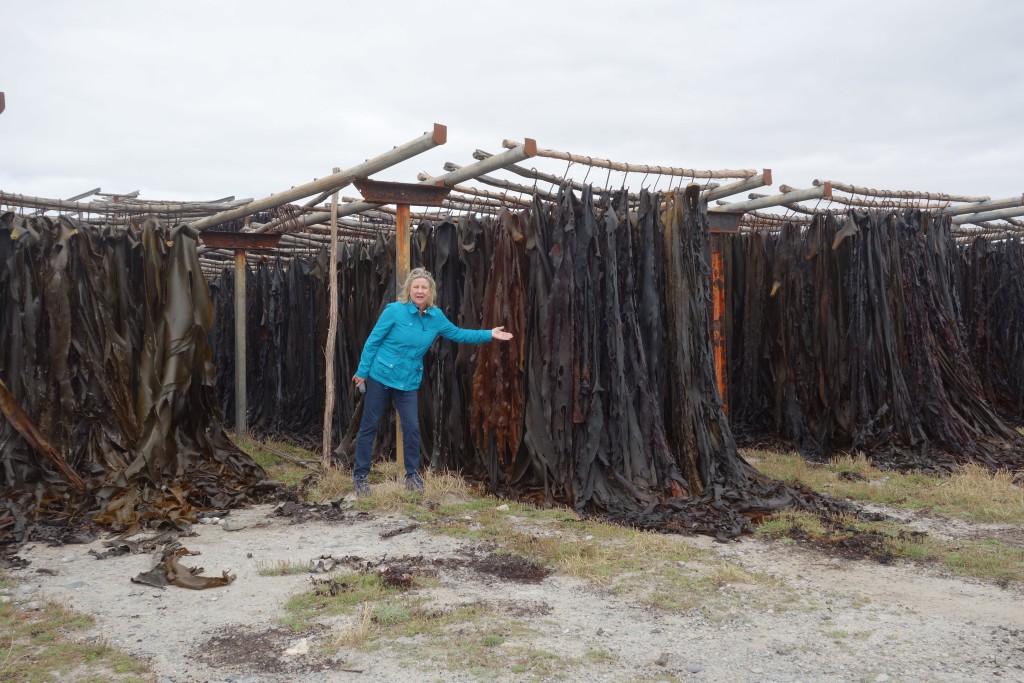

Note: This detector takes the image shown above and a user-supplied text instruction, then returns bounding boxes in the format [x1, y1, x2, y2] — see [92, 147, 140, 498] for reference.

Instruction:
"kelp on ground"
[0, 213, 269, 547]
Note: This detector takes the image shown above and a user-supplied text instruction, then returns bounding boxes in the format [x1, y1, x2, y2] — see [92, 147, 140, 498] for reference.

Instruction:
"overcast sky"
[2, 1, 1022, 206]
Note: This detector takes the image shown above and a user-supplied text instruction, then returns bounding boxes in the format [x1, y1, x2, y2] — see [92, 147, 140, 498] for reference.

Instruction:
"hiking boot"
[353, 476, 371, 497]
[404, 472, 425, 493]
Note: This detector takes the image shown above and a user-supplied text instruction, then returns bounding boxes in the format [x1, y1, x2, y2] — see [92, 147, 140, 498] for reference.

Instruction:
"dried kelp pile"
[725, 210, 1024, 472]
[0, 213, 268, 547]
[956, 237, 1024, 419]
[213, 187, 832, 537]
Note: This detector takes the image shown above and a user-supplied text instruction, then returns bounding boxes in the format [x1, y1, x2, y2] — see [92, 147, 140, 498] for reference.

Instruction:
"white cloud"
[1, 0, 1021, 203]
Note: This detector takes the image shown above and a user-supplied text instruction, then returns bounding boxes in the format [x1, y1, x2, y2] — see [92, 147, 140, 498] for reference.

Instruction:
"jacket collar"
[402, 301, 435, 316]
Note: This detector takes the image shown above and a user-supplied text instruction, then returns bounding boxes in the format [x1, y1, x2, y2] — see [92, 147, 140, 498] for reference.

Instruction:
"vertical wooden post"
[394, 203, 411, 474]
[234, 248, 248, 437]
[710, 234, 728, 416]
[322, 168, 341, 467]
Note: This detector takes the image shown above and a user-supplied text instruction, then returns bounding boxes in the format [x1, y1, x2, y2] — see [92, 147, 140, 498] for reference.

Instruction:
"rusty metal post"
[710, 234, 728, 416]
[394, 203, 411, 473]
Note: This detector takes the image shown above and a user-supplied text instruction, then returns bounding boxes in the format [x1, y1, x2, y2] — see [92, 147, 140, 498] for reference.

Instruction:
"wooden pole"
[711, 184, 831, 213]
[322, 169, 341, 467]
[953, 205, 1024, 225]
[813, 179, 988, 203]
[394, 203, 411, 475]
[429, 167, 560, 202]
[0, 191, 250, 216]
[500, 139, 757, 179]
[703, 171, 772, 202]
[941, 195, 1024, 217]
[192, 123, 447, 232]
[254, 139, 538, 233]
[234, 249, 248, 438]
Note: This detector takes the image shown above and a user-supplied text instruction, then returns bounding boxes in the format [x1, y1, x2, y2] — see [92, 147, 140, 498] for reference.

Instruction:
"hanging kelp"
[601, 187, 826, 537]
[726, 210, 1024, 472]
[471, 209, 527, 484]
[209, 189, 837, 537]
[0, 213, 267, 546]
[464, 186, 829, 537]
[957, 237, 1024, 419]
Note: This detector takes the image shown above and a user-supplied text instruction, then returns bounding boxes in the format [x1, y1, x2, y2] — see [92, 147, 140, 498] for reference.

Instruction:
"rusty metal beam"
[708, 212, 743, 233]
[353, 179, 452, 207]
[198, 231, 282, 251]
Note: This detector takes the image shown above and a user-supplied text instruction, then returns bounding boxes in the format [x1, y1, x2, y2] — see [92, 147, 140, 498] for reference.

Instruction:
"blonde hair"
[398, 267, 437, 307]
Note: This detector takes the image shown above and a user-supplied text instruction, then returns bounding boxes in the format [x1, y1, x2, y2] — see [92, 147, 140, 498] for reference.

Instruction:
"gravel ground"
[6, 502, 1024, 683]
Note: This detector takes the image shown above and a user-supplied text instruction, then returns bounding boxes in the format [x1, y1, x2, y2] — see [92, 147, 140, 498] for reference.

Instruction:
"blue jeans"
[353, 377, 420, 478]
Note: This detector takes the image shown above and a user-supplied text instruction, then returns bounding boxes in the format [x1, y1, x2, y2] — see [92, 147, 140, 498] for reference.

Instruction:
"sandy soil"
[7, 501, 1024, 683]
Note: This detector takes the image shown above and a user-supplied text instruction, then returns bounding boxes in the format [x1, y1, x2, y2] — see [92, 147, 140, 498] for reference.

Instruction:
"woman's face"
[410, 278, 431, 309]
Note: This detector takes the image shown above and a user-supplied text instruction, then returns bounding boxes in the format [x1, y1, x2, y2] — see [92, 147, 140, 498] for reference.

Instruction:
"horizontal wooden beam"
[942, 195, 1024, 217]
[254, 139, 536, 232]
[747, 193, 819, 215]
[795, 189, 951, 209]
[440, 163, 562, 201]
[2, 191, 252, 215]
[501, 139, 757, 179]
[190, 123, 447, 231]
[711, 184, 831, 213]
[703, 171, 772, 201]
[813, 179, 988, 203]
[953, 205, 1024, 225]
[467, 151, 644, 199]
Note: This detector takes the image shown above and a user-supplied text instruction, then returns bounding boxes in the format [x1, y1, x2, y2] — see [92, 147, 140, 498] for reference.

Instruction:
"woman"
[351, 267, 513, 494]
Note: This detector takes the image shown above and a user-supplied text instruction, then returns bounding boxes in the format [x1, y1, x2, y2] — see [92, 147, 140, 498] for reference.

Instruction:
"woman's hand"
[491, 327, 514, 341]
[352, 375, 365, 387]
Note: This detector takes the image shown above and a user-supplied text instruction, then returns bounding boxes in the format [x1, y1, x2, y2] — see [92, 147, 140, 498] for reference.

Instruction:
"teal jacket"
[355, 301, 493, 391]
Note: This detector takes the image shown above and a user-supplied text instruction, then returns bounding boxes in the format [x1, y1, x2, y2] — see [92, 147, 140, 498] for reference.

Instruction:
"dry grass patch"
[282, 570, 407, 632]
[747, 449, 1024, 523]
[303, 461, 475, 512]
[0, 574, 153, 682]
[331, 598, 577, 680]
[330, 603, 374, 648]
[234, 434, 317, 488]
[257, 559, 310, 577]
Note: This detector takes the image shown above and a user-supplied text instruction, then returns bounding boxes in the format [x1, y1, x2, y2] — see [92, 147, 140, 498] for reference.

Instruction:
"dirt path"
[9, 503, 1024, 683]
